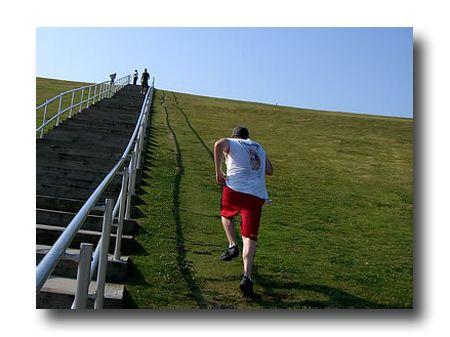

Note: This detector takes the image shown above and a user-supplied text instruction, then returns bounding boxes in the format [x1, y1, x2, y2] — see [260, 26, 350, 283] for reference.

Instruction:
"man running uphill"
[214, 126, 273, 299]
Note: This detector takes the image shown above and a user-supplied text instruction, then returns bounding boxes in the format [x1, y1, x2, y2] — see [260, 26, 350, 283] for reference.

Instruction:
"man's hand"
[216, 171, 227, 185]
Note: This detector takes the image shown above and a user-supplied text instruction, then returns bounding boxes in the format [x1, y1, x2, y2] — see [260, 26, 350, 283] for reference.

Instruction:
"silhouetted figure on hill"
[141, 68, 150, 94]
[133, 70, 138, 85]
[109, 73, 117, 85]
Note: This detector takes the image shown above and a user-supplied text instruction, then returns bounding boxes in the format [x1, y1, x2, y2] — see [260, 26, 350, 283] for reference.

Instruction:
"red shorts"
[220, 185, 265, 241]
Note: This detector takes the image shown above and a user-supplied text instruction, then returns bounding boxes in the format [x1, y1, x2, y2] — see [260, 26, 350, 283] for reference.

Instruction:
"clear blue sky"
[36, 28, 412, 118]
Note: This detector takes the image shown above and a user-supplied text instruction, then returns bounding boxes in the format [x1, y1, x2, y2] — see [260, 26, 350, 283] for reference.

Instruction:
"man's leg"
[242, 236, 257, 278]
[221, 216, 236, 248]
[239, 198, 263, 298]
[219, 216, 239, 261]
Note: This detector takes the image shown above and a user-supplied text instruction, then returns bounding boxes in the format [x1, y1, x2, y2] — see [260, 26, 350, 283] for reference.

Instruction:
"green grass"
[36, 77, 92, 131]
[125, 89, 413, 309]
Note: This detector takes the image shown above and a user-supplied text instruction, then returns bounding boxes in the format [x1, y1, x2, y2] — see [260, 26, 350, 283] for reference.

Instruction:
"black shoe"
[240, 276, 256, 299]
[219, 245, 239, 261]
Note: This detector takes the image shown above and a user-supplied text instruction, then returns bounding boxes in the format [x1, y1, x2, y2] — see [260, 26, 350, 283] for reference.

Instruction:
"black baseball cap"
[232, 126, 249, 139]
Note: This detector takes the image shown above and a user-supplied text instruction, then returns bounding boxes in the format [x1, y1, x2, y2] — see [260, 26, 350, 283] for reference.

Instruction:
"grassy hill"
[36, 77, 92, 129]
[36, 80, 413, 309]
[127, 89, 413, 309]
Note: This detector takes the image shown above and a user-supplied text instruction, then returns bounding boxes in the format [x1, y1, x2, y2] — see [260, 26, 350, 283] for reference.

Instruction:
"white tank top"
[225, 138, 269, 200]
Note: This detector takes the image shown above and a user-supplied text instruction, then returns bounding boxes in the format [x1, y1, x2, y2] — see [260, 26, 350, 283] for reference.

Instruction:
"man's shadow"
[252, 272, 391, 309]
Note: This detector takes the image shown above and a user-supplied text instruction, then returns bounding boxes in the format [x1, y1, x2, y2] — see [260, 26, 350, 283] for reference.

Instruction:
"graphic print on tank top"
[240, 142, 262, 172]
[248, 147, 261, 171]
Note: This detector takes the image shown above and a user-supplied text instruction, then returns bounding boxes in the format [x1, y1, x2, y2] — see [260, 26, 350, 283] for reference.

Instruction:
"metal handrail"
[36, 74, 131, 137]
[36, 81, 154, 294]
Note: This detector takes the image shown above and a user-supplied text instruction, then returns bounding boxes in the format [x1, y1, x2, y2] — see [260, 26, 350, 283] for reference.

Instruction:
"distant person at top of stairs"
[140, 68, 150, 94]
[132, 70, 138, 85]
[109, 73, 117, 85]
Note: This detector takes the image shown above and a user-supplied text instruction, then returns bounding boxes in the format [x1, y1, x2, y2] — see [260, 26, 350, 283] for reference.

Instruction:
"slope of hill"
[36, 77, 92, 128]
[126, 89, 413, 309]
[35, 79, 413, 308]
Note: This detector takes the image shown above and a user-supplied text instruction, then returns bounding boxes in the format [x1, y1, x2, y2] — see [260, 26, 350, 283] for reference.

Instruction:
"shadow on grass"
[123, 258, 151, 308]
[172, 92, 214, 160]
[131, 109, 159, 214]
[163, 103, 209, 309]
[252, 273, 391, 309]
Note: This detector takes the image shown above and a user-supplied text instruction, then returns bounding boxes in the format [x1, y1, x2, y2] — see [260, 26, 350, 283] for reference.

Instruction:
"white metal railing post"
[113, 168, 129, 260]
[94, 198, 114, 310]
[69, 91, 75, 117]
[131, 143, 139, 195]
[56, 96, 62, 126]
[71, 243, 93, 309]
[86, 87, 91, 109]
[79, 88, 84, 113]
[125, 152, 136, 220]
[136, 124, 145, 169]
[93, 85, 97, 104]
[40, 100, 48, 138]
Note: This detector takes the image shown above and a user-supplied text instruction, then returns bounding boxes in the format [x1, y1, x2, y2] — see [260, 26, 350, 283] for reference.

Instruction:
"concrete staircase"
[36, 85, 145, 309]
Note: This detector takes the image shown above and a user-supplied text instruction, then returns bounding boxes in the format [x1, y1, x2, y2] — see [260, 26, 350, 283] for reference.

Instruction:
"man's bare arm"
[214, 138, 230, 185]
[265, 156, 273, 176]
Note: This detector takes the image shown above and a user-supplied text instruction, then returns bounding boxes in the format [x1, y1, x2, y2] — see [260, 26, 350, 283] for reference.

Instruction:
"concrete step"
[36, 194, 142, 217]
[36, 172, 120, 188]
[81, 100, 141, 114]
[43, 129, 130, 148]
[37, 276, 124, 309]
[36, 174, 123, 196]
[88, 101, 142, 112]
[57, 122, 135, 137]
[36, 161, 114, 177]
[37, 142, 123, 161]
[36, 195, 131, 216]
[36, 244, 128, 283]
[36, 224, 135, 255]
[36, 169, 116, 187]
[37, 173, 110, 191]
[37, 155, 118, 172]
[97, 100, 143, 111]
[36, 209, 139, 235]
[37, 137, 128, 154]
[37, 195, 85, 213]
[62, 118, 138, 134]
[66, 112, 138, 127]
[43, 126, 133, 143]
[71, 114, 139, 128]
[36, 182, 120, 201]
